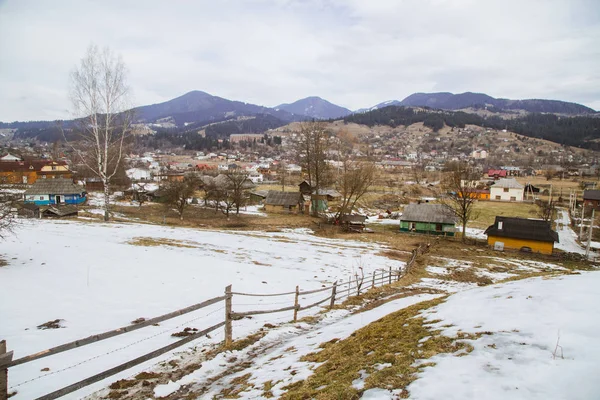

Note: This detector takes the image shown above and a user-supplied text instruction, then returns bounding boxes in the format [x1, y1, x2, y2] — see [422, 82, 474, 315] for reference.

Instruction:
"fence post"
[293, 285, 299, 322]
[329, 281, 337, 309]
[348, 276, 351, 296]
[224, 285, 232, 346]
[0, 340, 9, 400]
[371, 271, 375, 288]
[388, 266, 392, 284]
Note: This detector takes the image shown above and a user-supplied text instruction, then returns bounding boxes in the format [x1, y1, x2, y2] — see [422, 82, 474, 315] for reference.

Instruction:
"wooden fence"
[0, 245, 426, 400]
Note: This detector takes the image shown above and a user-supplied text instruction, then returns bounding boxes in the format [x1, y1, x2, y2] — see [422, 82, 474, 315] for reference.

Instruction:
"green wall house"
[400, 203, 457, 236]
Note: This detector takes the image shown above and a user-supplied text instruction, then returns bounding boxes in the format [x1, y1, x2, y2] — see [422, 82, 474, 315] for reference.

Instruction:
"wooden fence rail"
[1, 243, 427, 400]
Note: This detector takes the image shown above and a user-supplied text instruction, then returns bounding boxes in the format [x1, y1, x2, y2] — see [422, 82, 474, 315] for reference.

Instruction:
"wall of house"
[487, 235, 554, 255]
[264, 204, 298, 214]
[24, 193, 86, 206]
[400, 221, 456, 236]
[0, 171, 37, 184]
[490, 187, 524, 202]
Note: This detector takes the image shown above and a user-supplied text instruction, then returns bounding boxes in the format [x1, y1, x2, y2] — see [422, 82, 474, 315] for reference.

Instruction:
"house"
[583, 190, 600, 210]
[0, 153, 23, 162]
[0, 160, 71, 184]
[487, 169, 507, 180]
[24, 178, 86, 206]
[490, 178, 524, 202]
[400, 203, 457, 236]
[264, 191, 304, 213]
[484, 217, 558, 255]
[85, 177, 104, 192]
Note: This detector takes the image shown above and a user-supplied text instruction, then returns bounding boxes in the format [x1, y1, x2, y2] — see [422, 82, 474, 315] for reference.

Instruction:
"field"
[470, 201, 539, 229]
[0, 219, 406, 399]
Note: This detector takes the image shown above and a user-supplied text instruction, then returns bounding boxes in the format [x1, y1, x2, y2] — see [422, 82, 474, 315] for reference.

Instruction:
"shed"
[42, 205, 79, 218]
[339, 214, 367, 232]
[484, 217, 558, 255]
[400, 203, 457, 236]
[264, 191, 304, 214]
[17, 203, 40, 218]
[24, 178, 86, 206]
[583, 190, 600, 210]
[298, 180, 312, 195]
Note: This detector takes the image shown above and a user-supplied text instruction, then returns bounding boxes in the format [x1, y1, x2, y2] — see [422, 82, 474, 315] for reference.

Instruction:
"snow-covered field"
[410, 271, 600, 400]
[0, 219, 403, 399]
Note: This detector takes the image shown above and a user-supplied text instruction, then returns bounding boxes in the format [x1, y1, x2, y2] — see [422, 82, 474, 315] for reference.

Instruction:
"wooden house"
[484, 217, 558, 255]
[0, 160, 71, 184]
[583, 190, 600, 210]
[42, 205, 79, 218]
[24, 178, 86, 206]
[400, 203, 457, 236]
[298, 180, 312, 195]
[264, 191, 304, 213]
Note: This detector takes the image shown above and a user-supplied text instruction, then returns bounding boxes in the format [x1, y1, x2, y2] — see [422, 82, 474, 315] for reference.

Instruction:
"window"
[495, 195, 501, 200]
[510, 196, 516, 201]
[436, 224, 442, 231]
[503, 188, 509, 193]
[498, 221, 503, 230]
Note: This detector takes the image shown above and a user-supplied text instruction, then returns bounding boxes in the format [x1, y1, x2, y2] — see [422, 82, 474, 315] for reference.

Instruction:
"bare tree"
[68, 44, 133, 221]
[544, 169, 555, 181]
[161, 174, 200, 220]
[440, 163, 481, 243]
[536, 199, 556, 222]
[0, 193, 17, 239]
[297, 121, 332, 216]
[335, 161, 377, 220]
[223, 169, 251, 216]
[131, 182, 149, 208]
[277, 160, 287, 192]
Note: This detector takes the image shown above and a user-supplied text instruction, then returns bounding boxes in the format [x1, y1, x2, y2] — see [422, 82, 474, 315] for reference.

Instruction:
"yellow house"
[485, 217, 558, 255]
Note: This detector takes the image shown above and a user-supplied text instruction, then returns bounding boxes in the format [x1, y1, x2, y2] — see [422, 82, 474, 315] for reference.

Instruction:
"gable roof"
[25, 179, 85, 195]
[42, 205, 79, 217]
[488, 169, 507, 177]
[484, 217, 558, 243]
[401, 203, 457, 224]
[583, 190, 600, 201]
[491, 178, 524, 189]
[265, 190, 302, 206]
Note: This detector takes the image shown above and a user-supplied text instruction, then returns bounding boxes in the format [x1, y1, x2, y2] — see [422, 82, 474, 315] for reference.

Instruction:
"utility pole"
[580, 207, 585, 240]
[586, 209, 595, 259]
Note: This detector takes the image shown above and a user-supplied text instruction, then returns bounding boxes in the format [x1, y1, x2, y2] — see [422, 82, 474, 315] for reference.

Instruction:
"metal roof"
[265, 191, 302, 206]
[484, 217, 558, 243]
[24, 179, 85, 195]
[583, 190, 600, 201]
[401, 203, 457, 224]
[491, 178, 524, 189]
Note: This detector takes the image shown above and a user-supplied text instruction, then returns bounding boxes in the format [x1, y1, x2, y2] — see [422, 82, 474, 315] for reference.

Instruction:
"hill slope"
[399, 92, 596, 115]
[276, 96, 352, 119]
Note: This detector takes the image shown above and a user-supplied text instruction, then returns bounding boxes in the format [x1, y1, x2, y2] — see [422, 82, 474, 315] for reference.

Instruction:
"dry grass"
[280, 297, 481, 400]
[471, 201, 538, 229]
[126, 237, 197, 248]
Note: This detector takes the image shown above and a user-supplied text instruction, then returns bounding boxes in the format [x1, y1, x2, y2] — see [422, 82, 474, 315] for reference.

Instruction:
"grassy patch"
[280, 297, 480, 399]
[218, 373, 253, 398]
[126, 237, 197, 248]
[471, 201, 538, 229]
[444, 269, 493, 286]
[226, 331, 268, 352]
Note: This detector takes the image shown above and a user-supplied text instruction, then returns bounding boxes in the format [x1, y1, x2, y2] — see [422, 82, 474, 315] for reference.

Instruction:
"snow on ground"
[554, 209, 593, 256]
[366, 216, 400, 226]
[0, 219, 404, 399]
[156, 294, 441, 399]
[409, 271, 600, 400]
[86, 192, 135, 207]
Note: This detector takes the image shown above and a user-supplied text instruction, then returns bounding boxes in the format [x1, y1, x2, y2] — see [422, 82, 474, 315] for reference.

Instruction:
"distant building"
[471, 149, 488, 159]
[24, 178, 86, 206]
[583, 190, 600, 210]
[0, 153, 23, 162]
[490, 179, 524, 202]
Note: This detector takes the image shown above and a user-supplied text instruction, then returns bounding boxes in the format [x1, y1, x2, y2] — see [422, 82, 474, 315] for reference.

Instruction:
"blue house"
[24, 178, 87, 206]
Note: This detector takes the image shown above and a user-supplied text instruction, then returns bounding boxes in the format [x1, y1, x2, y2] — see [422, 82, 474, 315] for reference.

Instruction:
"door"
[55, 195, 63, 204]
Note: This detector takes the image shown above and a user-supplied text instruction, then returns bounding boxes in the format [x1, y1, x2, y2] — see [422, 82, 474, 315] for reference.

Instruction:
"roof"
[484, 217, 559, 243]
[0, 160, 67, 173]
[340, 214, 367, 224]
[401, 203, 457, 224]
[313, 189, 342, 198]
[583, 190, 600, 201]
[491, 178, 524, 189]
[42, 205, 79, 217]
[25, 179, 85, 195]
[488, 169, 507, 176]
[265, 190, 302, 206]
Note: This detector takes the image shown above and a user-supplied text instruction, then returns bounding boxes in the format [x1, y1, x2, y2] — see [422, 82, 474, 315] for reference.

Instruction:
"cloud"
[0, 0, 598, 120]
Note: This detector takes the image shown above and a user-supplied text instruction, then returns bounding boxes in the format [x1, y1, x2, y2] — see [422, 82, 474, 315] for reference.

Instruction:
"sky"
[0, 0, 599, 121]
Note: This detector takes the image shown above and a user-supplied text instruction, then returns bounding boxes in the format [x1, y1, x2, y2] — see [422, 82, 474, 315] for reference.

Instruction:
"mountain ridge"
[276, 96, 352, 119]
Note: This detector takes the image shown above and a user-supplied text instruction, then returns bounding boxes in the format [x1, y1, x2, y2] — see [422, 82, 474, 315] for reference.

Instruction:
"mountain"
[398, 92, 596, 115]
[276, 96, 352, 120]
[355, 100, 403, 113]
[134, 90, 299, 126]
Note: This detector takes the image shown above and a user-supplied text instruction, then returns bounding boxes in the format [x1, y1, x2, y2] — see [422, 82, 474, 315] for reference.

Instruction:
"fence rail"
[0, 243, 428, 400]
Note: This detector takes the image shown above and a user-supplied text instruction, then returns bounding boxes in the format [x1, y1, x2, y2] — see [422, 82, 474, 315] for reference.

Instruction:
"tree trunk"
[462, 220, 467, 243]
[102, 179, 110, 221]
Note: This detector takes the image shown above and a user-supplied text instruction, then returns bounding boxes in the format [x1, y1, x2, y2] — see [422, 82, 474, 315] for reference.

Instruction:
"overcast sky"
[1, 0, 599, 121]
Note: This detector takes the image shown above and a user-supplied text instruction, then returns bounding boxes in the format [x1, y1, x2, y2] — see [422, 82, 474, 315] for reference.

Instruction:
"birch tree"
[69, 44, 132, 221]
